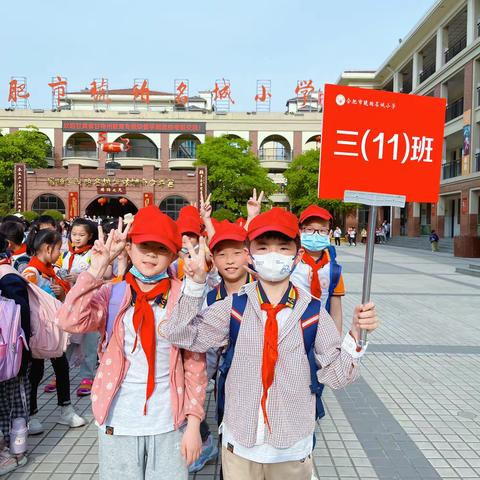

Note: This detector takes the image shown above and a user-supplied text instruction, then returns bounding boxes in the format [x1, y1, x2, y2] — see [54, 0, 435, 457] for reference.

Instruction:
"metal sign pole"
[359, 205, 377, 347]
[343, 190, 406, 348]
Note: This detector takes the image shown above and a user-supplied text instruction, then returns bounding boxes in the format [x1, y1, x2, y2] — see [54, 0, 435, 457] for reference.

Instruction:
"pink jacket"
[57, 271, 207, 428]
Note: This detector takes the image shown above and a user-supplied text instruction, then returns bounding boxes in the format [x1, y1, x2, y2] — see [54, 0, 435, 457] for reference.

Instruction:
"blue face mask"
[301, 233, 331, 252]
[129, 266, 169, 284]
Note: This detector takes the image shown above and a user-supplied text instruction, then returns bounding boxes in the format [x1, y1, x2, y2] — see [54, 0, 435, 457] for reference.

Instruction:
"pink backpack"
[0, 294, 26, 382]
[0, 265, 69, 359]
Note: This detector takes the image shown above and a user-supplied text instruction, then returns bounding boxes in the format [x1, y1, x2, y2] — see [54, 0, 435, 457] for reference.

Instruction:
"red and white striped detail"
[231, 309, 243, 322]
[301, 315, 318, 329]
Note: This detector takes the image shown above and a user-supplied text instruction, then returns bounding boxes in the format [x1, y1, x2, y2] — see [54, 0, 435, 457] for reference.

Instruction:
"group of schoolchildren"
[0, 192, 379, 480]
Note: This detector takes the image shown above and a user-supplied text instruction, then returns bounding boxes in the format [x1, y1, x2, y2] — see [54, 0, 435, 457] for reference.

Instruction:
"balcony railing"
[445, 97, 463, 122]
[400, 81, 412, 94]
[258, 148, 292, 162]
[419, 63, 435, 84]
[63, 147, 98, 158]
[115, 146, 159, 159]
[475, 153, 480, 173]
[442, 160, 462, 180]
[170, 145, 197, 159]
[444, 35, 467, 63]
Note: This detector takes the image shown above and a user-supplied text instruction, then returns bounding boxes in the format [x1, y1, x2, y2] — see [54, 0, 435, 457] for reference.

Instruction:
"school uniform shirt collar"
[256, 281, 297, 309]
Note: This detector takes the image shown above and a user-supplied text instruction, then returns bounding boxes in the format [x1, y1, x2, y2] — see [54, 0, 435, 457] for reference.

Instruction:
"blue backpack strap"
[326, 246, 342, 313]
[300, 298, 325, 422]
[106, 281, 127, 342]
[216, 292, 248, 426]
[206, 287, 219, 307]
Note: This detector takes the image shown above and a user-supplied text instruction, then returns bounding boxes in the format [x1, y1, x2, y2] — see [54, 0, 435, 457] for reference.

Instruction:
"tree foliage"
[195, 136, 275, 218]
[284, 149, 358, 215]
[0, 126, 50, 211]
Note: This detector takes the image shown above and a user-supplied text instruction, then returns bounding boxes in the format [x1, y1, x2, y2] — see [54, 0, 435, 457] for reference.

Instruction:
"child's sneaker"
[28, 416, 44, 435]
[57, 405, 86, 428]
[0, 451, 27, 475]
[188, 433, 219, 473]
[44, 377, 56, 393]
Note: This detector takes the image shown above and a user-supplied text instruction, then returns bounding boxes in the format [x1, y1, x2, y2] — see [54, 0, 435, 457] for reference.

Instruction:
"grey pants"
[79, 332, 99, 379]
[98, 428, 187, 480]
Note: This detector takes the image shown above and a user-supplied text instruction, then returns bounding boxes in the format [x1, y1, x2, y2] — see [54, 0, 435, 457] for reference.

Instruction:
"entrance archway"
[85, 196, 138, 219]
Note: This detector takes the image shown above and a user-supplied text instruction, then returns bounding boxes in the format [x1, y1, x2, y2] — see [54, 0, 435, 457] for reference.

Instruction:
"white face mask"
[251, 252, 295, 282]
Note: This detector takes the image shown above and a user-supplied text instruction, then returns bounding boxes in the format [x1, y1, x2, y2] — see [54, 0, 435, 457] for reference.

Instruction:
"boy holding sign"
[162, 207, 378, 480]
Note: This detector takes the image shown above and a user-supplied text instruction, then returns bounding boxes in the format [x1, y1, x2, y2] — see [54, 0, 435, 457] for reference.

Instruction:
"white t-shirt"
[61, 249, 92, 273]
[104, 301, 174, 436]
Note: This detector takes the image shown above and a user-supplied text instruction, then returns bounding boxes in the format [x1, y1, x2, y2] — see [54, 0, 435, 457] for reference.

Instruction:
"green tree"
[0, 126, 50, 211]
[195, 136, 275, 218]
[284, 149, 358, 217]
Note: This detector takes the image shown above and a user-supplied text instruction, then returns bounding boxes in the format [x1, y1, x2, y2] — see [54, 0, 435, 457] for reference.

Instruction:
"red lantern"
[98, 197, 107, 206]
[102, 137, 130, 153]
[119, 197, 128, 206]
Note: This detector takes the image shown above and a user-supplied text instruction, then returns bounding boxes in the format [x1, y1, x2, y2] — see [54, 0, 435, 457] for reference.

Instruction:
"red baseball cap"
[209, 220, 247, 252]
[299, 205, 332, 224]
[129, 205, 182, 253]
[176, 205, 202, 236]
[247, 207, 299, 240]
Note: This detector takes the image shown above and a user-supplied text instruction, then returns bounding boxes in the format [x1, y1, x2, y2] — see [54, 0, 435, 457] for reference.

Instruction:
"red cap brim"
[210, 233, 247, 252]
[247, 225, 298, 241]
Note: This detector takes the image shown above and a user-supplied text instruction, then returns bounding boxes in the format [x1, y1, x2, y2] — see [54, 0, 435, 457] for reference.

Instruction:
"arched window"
[32, 194, 65, 214]
[159, 196, 189, 220]
[171, 135, 201, 159]
[113, 134, 158, 159]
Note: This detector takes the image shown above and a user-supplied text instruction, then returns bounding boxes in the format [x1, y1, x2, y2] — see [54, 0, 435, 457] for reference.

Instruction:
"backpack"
[0, 294, 27, 382]
[216, 293, 325, 428]
[324, 245, 342, 313]
[0, 265, 68, 360]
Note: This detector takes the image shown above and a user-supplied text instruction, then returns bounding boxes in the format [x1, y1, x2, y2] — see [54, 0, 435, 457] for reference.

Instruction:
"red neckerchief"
[13, 244, 27, 256]
[0, 257, 12, 266]
[257, 283, 296, 432]
[124, 272, 171, 415]
[301, 250, 329, 298]
[27, 256, 71, 293]
[67, 244, 92, 272]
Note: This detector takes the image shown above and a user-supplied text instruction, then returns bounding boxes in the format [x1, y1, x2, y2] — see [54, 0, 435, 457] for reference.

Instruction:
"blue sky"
[1, 0, 436, 111]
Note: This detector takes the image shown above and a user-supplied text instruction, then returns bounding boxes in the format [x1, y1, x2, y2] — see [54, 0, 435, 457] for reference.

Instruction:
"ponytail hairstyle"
[26, 225, 62, 257]
[69, 218, 98, 246]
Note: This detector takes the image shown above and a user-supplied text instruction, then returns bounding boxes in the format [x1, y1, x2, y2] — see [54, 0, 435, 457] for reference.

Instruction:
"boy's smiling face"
[213, 240, 249, 282]
[126, 241, 175, 277]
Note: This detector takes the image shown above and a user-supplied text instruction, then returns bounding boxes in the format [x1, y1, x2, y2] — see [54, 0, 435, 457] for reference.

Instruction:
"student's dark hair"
[37, 215, 57, 229]
[248, 231, 301, 250]
[102, 220, 118, 236]
[0, 232, 9, 254]
[26, 225, 62, 256]
[0, 221, 25, 247]
[69, 218, 98, 245]
[2, 215, 25, 225]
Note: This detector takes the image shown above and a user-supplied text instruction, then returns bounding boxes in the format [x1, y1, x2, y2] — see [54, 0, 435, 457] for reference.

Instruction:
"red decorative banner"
[68, 192, 79, 220]
[196, 166, 207, 206]
[143, 192, 153, 207]
[14, 164, 26, 212]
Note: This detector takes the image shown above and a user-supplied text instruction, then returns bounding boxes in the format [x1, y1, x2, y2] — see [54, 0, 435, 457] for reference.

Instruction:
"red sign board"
[62, 121, 205, 134]
[68, 192, 79, 220]
[318, 84, 447, 202]
[97, 186, 126, 195]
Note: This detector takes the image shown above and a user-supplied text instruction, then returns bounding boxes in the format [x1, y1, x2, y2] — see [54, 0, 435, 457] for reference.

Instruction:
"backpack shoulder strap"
[216, 291, 248, 426]
[300, 298, 325, 421]
[106, 281, 128, 342]
[326, 246, 342, 313]
[206, 287, 219, 306]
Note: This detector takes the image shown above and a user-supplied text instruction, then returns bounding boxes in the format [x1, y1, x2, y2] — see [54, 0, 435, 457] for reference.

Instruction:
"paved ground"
[4, 244, 480, 479]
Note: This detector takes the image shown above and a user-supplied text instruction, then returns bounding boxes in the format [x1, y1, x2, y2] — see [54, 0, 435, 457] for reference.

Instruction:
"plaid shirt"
[163, 279, 361, 449]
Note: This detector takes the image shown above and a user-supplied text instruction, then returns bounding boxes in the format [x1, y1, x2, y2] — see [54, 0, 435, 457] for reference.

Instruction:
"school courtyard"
[4, 244, 480, 480]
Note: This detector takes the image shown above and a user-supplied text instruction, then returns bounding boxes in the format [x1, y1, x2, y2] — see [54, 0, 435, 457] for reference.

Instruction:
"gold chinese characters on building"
[47, 177, 175, 188]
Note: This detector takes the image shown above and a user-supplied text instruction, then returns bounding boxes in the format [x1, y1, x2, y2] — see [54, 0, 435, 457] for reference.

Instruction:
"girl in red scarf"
[22, 226, 86, 434]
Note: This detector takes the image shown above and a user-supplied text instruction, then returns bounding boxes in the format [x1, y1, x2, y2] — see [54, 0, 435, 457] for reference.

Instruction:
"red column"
[160, 133, 170, 170]
[249, 130, 258, 154]
[293, 131, 302, 159]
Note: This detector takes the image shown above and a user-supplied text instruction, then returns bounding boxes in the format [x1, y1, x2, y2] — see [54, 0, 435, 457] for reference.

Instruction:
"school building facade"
[1, 89, 322, 220]
[337, 0, 480, 257]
